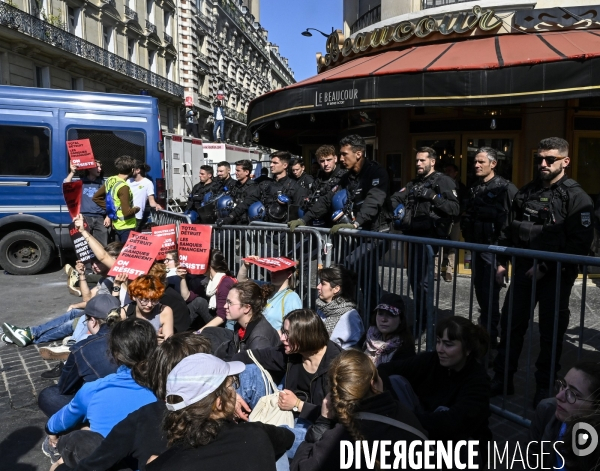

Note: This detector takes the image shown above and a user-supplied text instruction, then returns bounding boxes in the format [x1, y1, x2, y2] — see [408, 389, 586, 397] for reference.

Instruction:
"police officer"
[216, 159, 261, 226]
[259, 151, 308, 224]
[460, 147, 517, 348]
[290, 158, 314, 191]
[390, 147, 460, 334]
[216, 161, 235, 191]
[185, 165, 221, 214]
[289, 135, 392, 310]
[491, 137, 594, 408]
[301, 144, 347, 227]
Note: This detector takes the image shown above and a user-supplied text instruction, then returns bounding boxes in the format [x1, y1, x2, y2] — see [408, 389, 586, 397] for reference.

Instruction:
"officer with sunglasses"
[491, 137, 594, 409]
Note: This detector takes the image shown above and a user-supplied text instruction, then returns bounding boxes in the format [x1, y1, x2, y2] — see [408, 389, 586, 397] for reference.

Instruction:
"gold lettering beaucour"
[318, 5, 502, 72]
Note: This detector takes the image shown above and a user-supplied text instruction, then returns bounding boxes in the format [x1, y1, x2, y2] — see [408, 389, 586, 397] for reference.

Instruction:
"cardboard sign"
[242, 257, 297, 272]
[151, 224, 177, 260]
[68, 221, 97, 264]
[108, 232, 163, 280]
[185, 96, 193, 107]
[67, 139, 96, 169]
[178, 224, 212, 275]
[62, 180, 83, 219]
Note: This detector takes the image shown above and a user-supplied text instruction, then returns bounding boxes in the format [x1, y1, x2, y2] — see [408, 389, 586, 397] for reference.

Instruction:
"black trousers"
[407, 243, 438, 335]
[493, 258, 578, 387]
[473, 251, 502, 344]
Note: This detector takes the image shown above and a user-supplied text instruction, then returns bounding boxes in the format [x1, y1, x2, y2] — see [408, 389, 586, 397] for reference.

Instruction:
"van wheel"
[0, 230, 55, 275]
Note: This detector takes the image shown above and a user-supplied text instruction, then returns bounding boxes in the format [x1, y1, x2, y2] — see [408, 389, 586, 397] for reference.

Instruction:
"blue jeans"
[114, 229, 132, 243]
[213, 120, 225, 141]
[38, 385, 74, 417]
[72, 314, 90, 342]
[30, 309, 83, 344]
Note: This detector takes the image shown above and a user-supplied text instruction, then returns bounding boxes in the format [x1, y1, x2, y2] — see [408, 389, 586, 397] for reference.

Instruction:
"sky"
[260, 0, 343, 82]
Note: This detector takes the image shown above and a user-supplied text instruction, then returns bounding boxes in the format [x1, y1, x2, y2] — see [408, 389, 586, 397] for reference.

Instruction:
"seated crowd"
[2, 213, 600, 471]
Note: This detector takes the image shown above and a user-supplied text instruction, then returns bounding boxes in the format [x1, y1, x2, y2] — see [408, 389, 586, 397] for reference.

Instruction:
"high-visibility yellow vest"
[106, 176, 136, 231]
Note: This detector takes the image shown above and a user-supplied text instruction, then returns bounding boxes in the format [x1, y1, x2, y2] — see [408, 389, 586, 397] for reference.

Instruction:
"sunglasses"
[535, 156, 566, 165]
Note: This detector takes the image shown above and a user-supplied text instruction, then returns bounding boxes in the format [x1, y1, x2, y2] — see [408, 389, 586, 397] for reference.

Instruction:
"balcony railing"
[225, 106, 247, 124]
[146, 19, 156, 34]
[0, 3, 183, 97]
[164, 32, 172, 43]
[101, 0, 116, 7]
[350, 5, 381, 34]
[422, 0, 474, 8]
[196, 11, 211, 28]
[217, 0, 267, 57]
[124, 6, 138, 21]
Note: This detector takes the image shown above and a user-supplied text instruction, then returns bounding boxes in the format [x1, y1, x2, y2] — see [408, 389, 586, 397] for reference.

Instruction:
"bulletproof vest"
[401, 172, 452, 237]
[461, 177, 510, 244]
[511, 179, 574, 251]
[260, 177, 297, 222]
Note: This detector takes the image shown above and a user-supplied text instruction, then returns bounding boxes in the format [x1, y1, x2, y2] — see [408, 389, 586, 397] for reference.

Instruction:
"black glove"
[287, 219, 306, 232]
[330, 223, 356, 234]
[215, 217, 233, 227]
[416, 187, 435, 200]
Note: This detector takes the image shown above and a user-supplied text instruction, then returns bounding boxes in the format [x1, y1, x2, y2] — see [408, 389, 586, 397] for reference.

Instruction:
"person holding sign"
[92, 155, 140, 242]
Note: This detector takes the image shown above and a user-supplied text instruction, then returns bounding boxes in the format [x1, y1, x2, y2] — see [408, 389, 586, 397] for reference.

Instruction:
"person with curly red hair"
[120, 275, 174, 343]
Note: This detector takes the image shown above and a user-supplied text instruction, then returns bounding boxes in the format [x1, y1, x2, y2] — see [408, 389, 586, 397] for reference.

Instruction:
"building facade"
[178, 0, 295, 145]
[0, 0, 183, 131]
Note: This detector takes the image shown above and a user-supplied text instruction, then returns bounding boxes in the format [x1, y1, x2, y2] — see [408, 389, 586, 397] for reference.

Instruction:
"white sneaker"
[62, 336, 74, 346]
[39, 345, 71, 360]
[1, 333, 13, 344]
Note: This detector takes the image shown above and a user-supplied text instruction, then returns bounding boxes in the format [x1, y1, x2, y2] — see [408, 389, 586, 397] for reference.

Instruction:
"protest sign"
[67, 139, 96, 169]
[241, 257, 297, 272]
[151, 224, 177, 260]
[68, 221, 97, 264]
[178, 224, 212, 275]
[62, 180, 83, 219]
[108, 232, 162, 280]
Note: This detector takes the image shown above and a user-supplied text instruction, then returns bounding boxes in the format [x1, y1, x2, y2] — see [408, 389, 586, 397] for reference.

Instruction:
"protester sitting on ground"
[291, 349, 427, 471]
[232, 309, 343, 460]
[55, 333, 212, 471]
[37, 296, 122, 418]
[377, 316, 491, 443]
[120, 275, 174, 343]
[529, 361, 600, 470]
[165, 250, 206, 300]
[237, 255, 302, 332]
[204, 280, 280, 360]
[1, 242, 124, 351]
[145, 353, 294, 471]
[315, 265, 364, 349]
[363, 293, 415, 366]
[43, 318, 158, 468]
[183, 250, 236, 331]
[148, 262, 191, 333]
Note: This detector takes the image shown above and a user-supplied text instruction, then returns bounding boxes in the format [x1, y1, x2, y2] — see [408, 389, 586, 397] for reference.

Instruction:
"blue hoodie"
[47, 365, 157, 437]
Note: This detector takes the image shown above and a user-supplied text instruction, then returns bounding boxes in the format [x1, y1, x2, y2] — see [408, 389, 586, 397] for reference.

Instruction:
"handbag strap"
[354, 412, 428, 441]
[246, 349, 279, 394]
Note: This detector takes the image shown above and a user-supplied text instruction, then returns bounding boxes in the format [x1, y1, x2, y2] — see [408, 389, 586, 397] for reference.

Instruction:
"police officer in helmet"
[216, 161, 235, 192]
[491, 137, 594, 408]
[185, 165, 221, 219]
[460, 147, 517, 348]
[390, 147, 460, 334]
[215, 159, 261, 226]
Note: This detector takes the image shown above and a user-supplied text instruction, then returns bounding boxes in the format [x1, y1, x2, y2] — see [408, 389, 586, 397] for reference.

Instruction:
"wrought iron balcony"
[125, 6, 138, 21]
[196, 11, 211, 29]
[198, 93, 211, 103]
[225, 106, 247, 124]
[164, 32, 172, 44]
[146, 19, 156, 34]
[101, 0, 117, 7]
[350, 5, 381, 34]
[216, 0, 267, 57]
[0, 3, 183, 97]
[422, 0, 474, 8]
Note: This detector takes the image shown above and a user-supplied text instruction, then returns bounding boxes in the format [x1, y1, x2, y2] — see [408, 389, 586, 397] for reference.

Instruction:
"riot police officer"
[215, 159, 260, 226]
[216, 161, 235, 191]
[290, 158, 314, 191]
[185, 165, 221, 222]
[491, 137, 594, 408]
[460, 147, 517, 348]
[390, 147, 460, 334]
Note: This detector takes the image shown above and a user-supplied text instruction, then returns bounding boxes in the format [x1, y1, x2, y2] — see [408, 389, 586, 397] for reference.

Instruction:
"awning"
[248, 29, 600, 129]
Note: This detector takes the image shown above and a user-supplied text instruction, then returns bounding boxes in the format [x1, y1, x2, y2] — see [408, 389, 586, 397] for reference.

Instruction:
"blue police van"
[0, 85, 166, 275]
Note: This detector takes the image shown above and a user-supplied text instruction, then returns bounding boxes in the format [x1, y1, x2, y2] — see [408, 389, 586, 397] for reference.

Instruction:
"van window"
[0, 125, 51, 176]
[66, 129, 146, 177]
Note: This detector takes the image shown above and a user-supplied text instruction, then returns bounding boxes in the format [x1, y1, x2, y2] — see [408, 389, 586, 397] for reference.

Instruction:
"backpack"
[106, 180, 126, 221]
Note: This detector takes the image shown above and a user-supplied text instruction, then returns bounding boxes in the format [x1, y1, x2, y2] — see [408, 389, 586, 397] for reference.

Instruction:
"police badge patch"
[372, 179, 379, 186]
[581, 212, 591, 227]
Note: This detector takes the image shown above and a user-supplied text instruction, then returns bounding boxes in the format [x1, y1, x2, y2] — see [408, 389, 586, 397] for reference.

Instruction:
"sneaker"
[41, 435, 61, 464]
[41, 361, 64, 379]
[533, 387, 550, 409]
[444, 272, 453, 282]
[1, 333, 13, 344]
[64, 263, 73, 276]
[39, 345, 71, 361]
[1, 323, 33, 347]
[61, 336, 75, 346]
[67, 265, 81, 297]
[490, 375, 515, 397]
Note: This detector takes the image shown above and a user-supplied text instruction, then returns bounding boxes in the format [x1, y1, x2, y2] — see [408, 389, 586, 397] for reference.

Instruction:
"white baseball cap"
[165, 353, 245, 411]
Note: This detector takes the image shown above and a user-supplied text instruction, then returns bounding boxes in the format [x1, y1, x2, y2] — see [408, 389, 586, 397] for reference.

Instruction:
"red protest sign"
[108, 232, 162, 280]
[151, 224, 177, 260]
[242, 257, 296, 272]
[178, 224, 212, 275]
[69, 221, 97, 264]
[62, 180, 83, 219]
[67, 139, 96, 169]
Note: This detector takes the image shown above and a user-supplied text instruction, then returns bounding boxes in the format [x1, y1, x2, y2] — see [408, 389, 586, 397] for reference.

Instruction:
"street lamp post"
[301, 27, 334, 38]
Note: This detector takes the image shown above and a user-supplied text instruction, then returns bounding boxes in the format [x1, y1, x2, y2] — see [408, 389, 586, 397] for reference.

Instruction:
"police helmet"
[248, 201, 266, 222]
[268, 194, 290, 222]
[216, 195, 235, 218]
[331, 189, 348, 212]
[393, 204, 406, 230]
[184, 209, 199, 223]
[201, 192, 213, 207]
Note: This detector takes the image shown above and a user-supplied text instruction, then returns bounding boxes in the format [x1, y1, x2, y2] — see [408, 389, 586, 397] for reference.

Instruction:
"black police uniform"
[460, 175, 518, 345]
[302, 159, 393, 310]
[259, 175, 308, 224]
[302, 166, 347, 227]
[218, 176, 236, 193]
[185, 180, 222, 222]
[218, 179, 261, 226]
[390, 171, 460, 333]
[493, 174, 594, 394]
[294, 172, 314, 191]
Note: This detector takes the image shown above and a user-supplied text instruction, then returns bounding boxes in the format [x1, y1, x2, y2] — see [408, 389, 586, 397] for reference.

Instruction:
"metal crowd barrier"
[153, 209, 192, 228]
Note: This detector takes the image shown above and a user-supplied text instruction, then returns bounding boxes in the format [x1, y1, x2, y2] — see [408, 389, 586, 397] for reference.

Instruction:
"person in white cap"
[147, 353, 294, 471]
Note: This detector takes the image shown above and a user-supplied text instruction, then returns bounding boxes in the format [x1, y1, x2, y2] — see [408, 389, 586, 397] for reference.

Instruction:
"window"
[0, 125, 51, 176]
[72, 77, 84, 90]
[196, 0, 203, 13]
[148, 50, 157, 73]
[66, 129, 146, 176]
[103, 25, 114, 53]
[167, 107, 175, 131]
[146, 0, 154, 23]
[68, 7, 82, 36]
[35, 66, 50, 88]
[164, 11, 170, 32]
[128, 38, 136, 63]
[166, 59, 173, 81]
